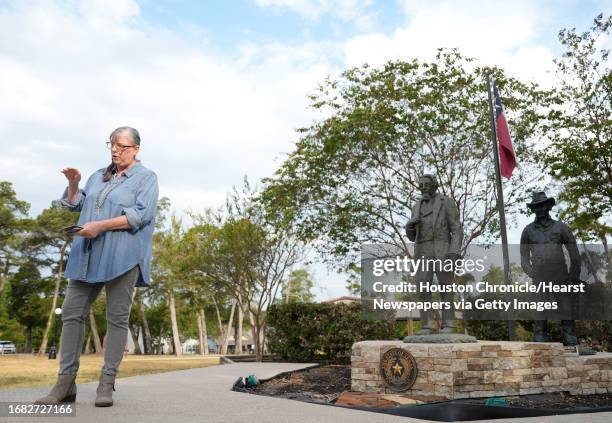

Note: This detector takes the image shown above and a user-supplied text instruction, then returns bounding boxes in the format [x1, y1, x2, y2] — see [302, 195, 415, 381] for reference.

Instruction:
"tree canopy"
[540, 13, 611, 245]
[260, 49, 550, 271]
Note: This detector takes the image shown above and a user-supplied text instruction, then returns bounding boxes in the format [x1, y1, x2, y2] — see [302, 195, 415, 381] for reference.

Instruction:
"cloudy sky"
[0, 0, 609, 299]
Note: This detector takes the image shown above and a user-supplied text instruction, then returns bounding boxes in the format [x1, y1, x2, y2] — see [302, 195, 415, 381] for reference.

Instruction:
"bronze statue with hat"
[519, 191, 581, 346]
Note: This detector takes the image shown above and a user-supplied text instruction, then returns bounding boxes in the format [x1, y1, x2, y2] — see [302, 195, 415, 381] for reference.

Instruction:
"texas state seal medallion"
[379, 348, 418, 391]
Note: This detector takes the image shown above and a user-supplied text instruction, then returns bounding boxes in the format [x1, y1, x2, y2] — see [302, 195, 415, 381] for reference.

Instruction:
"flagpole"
[486, 72, 516, 341]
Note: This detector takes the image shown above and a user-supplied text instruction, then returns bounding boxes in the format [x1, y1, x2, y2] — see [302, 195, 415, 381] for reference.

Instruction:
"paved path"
[1, 362, 611, 422]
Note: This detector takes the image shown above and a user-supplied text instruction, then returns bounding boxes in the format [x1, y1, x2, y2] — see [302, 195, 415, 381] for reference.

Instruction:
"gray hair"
[109, 126, 141, 146]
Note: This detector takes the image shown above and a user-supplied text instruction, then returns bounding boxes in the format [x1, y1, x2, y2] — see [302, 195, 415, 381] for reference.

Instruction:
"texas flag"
[493, 84, 516, 179]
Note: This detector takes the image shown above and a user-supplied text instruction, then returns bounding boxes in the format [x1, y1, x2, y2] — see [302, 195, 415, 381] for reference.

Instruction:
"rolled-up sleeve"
[121, 174, 159, 233]
[59, 187, 86, 212]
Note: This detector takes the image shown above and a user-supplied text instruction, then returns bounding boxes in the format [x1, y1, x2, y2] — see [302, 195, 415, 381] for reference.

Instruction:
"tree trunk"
[0, 258, 10, 296]
[197, 310, 205, 355]
[236, 304, 243, 355]
[140, 299, 153, 354]
[90, 311, 102, 354]
[129, 324, 142, 354]
[233, 316, 238, 354]
[220, 300, 236, 355]
[212, 296, 223, 348]
[158, 327, 164, 355]
[248, 310, 263, 362]
[254, 324, 262, 362]
[84, 331, 92, 354]
[198, 307, 209, 355]
[600, 235, 611, 270]
[248, 310, 257, 356]
[262, 321, 269, 355]
[38, 241, 67, 356]
[25, 326, 32, 353]
[168, 289, 182, 356]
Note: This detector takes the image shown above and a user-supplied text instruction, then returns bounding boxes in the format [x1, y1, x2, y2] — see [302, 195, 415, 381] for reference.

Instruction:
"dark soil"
[243, 364, 612, 410]
[245, 365, 350, 403]
[501, 392, 612, 409]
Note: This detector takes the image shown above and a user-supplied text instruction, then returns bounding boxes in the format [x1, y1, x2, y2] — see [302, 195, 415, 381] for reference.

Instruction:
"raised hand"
[61, 168, 81, 186]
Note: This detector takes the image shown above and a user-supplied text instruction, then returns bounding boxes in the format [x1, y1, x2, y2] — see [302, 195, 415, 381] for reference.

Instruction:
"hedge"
[267, 302, 396, 363]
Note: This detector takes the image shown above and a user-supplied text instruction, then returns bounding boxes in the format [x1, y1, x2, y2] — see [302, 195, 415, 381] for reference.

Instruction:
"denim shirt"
[59, 161, 158, 287]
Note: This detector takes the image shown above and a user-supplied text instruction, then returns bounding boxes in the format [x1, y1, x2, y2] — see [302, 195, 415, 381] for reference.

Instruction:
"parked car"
[0, 341, 16, 354]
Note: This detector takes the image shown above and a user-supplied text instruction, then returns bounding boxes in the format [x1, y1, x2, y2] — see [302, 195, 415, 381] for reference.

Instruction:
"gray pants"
[58, 266, 139, 376]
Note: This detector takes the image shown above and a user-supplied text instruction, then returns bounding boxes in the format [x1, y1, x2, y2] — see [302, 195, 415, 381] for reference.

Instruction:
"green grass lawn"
[0, 353, 220, 389]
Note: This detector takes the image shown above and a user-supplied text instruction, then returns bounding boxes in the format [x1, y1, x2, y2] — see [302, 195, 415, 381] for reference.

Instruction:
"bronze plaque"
[379, 348, 418, 391]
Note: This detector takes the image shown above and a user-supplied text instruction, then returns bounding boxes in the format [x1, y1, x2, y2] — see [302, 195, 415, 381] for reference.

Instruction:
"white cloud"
[254, 0, 377, 30]
[78, 0, 140, 24]
[255, 0, 328, 20]
[344, 0, 557, 85]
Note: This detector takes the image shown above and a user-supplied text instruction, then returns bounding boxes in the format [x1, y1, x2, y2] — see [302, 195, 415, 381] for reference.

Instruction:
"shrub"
[267, 302, 396, 363]
[465, 320, 510, 341]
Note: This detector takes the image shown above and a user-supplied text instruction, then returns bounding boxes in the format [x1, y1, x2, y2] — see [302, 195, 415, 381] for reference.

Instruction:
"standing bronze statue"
[405, 174, 463, 334]
[520, 191, 580, 345]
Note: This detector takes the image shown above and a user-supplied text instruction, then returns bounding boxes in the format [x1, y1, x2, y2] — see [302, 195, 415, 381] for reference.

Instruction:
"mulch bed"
[245, 364, 350, 403]
[503, 392, 612, 409]
[243, 364, 612, 411]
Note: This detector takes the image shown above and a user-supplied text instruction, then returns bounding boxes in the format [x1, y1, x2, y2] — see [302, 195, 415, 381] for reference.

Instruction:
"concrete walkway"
[1, 362, 611, 422]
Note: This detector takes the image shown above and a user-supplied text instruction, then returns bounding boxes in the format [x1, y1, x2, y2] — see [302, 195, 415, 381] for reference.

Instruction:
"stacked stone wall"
[351, 341, 612, 399]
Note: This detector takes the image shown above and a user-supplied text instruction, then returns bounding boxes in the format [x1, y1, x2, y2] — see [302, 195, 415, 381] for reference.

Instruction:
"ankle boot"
[34, 374, 77, 404]
[95, 373, 116, 407]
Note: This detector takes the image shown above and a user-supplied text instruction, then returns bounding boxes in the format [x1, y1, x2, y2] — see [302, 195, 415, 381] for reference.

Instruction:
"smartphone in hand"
[63, 225, 83, 234]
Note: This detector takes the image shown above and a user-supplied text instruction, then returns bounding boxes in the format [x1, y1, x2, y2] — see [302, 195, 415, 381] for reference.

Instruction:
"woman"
[35, 126, 158, 407]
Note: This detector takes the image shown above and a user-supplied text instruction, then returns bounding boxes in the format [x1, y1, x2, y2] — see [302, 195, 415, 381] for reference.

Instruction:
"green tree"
[133, 196, 173, 355]
[211, 217, 265, 357]
[0, 181, 30, 296]
[540, 14, 611, 247]
[260, 50, 549, 273]
[152, 214, 186, 356]
[145, 302, 170, 354]
[6, 261, 52, 352]
[281, 268, 315, 303]
[190, 181, 305, 361]
[182, 218, 227, 355]
[345, 263, 361, 296]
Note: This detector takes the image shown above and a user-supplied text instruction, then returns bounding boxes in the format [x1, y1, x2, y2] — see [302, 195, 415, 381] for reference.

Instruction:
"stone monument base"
[351, 340, 612, 399]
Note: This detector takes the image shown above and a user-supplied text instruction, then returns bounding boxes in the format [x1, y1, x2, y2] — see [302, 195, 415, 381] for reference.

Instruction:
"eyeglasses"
[106, 142, 137, 152]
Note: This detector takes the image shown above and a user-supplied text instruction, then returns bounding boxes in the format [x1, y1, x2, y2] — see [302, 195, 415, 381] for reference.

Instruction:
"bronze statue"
[520, 191, 580, 345]
[405, 174, 463, 334]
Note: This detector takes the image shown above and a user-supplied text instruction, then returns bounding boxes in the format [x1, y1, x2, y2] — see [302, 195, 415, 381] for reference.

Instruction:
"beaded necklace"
[94, 172, 125, 215]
